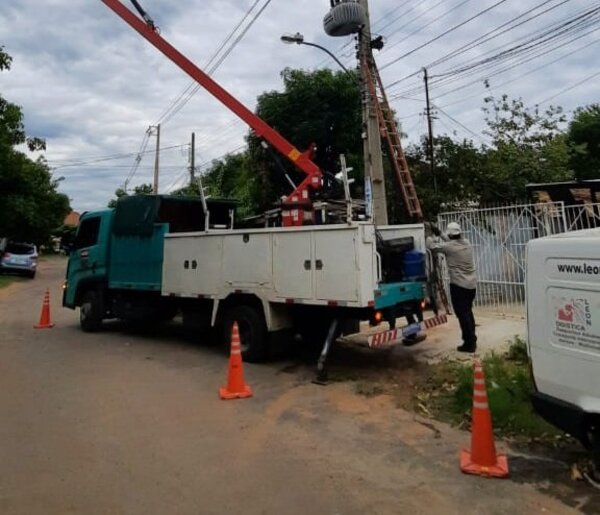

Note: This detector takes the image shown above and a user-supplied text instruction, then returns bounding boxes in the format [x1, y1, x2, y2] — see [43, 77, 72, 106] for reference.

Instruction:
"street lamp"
[280, 32, 353, 77]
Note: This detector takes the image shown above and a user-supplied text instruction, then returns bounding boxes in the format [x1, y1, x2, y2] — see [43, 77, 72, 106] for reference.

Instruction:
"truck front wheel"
[80, 289, 104, 332]
[222, 305, 268, 363]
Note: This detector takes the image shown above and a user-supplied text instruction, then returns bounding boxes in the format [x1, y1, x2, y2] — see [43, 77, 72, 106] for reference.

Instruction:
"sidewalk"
[412, 310, 526, 363]
[349, 310, 527, 364]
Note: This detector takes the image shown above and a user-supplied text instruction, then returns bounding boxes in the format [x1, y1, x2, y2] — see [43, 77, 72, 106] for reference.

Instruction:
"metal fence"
[437, 202, 600, 315]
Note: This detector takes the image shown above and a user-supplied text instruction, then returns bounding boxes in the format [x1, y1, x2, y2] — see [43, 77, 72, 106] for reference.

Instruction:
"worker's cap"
[447, 222, 461, 236]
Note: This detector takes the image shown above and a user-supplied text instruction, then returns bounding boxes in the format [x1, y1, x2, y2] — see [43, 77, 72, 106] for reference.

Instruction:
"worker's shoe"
[457, 343, 476, 353]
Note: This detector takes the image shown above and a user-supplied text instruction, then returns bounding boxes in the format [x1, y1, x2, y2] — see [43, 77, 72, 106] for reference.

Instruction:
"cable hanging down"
[129, 0, 157, 31]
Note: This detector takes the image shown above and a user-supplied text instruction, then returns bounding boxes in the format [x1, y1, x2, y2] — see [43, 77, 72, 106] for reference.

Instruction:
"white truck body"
[527, 228, 600, 445]
[162, 222, 425, 328]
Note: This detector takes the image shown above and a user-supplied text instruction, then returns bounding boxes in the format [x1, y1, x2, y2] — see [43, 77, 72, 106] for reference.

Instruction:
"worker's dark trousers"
[450, 284, 477, 349]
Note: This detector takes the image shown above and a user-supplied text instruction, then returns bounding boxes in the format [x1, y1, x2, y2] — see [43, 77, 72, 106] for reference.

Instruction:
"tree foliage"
[107, 183, 153, 208]
[0, 46, 70, 245]
[247, 68, 362, 212]
[567, 104, 600, 180]
[479, 92, 571, 202]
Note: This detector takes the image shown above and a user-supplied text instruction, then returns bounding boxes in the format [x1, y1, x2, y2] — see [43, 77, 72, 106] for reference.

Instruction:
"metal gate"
[437, 202, 600, 315]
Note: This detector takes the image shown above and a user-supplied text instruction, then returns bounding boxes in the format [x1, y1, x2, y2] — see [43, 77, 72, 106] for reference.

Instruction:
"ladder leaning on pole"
[362, 59, 423, 221]
[363, 58, 451, 312]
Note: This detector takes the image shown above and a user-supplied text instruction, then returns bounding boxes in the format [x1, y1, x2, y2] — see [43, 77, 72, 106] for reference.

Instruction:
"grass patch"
[414, 336, 562, 440]
[0, 275, 17, 289]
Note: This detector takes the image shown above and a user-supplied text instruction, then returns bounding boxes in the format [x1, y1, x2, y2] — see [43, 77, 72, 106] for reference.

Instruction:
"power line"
[339, 0, 451, 68]
[537, 69, 600, 104]
[164, 144, 248, 192]
[430, 35, 600, 111]
[381, 0, 447, 42]
[154, 0, 264, 126]
[118, 1, 273, 193]
[380, 0, 510, 71]
[387, 7, 600, 100]
[377, 0, 430, 35]
[436, 107, 489, 144]
[382, 0, 476, 56]
[50, 143, 188, 170]
[158, 0, 274, 127]
[432, 6, 600, 80]
[384, 0, 570, 89]
[426, 22, 599, 100]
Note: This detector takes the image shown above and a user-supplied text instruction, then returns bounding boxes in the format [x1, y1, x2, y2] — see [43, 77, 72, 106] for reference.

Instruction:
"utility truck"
[527, 229, 600, 466]
[63, 195, 437, 362]
[64, 1, 448, 379]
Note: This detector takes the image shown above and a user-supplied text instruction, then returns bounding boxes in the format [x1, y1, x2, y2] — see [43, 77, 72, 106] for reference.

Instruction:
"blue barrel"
[403, 250, 426, 280]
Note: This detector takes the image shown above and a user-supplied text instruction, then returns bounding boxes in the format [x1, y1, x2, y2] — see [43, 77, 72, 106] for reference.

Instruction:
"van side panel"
[527, 233, 600, 415]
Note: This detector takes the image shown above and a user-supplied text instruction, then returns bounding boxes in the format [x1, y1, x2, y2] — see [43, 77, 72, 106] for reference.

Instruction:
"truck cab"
[63, 195, 236, 330]
[527, 229, 600, 465]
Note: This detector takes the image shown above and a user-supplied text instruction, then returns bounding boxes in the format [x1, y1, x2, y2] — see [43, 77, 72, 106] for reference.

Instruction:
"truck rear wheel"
[80, 289, 104, 332]
[222, 305, 268, 363]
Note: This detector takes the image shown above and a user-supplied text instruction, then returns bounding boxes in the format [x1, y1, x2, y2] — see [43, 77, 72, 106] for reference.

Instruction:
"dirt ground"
[0, 257, 598, 514]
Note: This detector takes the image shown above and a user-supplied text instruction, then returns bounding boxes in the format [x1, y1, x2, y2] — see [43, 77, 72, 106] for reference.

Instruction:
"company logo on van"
[550, 289, 600, 354]
[555, 299, 592, 331]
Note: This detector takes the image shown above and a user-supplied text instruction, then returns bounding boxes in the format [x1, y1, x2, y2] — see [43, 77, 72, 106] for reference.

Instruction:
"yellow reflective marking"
[288, 148, 301, 161]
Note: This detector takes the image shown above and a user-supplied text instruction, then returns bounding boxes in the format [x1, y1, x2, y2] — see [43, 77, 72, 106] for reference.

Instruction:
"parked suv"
[0, 242, 38, 278]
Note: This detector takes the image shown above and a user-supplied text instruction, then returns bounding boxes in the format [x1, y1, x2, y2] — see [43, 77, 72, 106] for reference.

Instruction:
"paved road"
[0, 258, 584, 514]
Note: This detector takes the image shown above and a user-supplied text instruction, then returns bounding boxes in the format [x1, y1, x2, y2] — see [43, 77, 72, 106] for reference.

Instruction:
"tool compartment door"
[314, 230, 359, 302]
[273, 231, 313, 299]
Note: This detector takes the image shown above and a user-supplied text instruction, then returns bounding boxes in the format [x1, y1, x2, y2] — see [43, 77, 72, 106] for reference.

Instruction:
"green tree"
[248, 68, 362, 213]
[567, 104, 600, 180]
[479, 92, 572, 202]
[107, 183, 153, 208]
[199, 153, 257, 217]
[0, 46, 70, 245]
[406, 135, 486, 217]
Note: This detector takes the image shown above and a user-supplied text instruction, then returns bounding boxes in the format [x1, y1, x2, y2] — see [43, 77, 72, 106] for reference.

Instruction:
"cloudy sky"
[1, 0, 598, 212]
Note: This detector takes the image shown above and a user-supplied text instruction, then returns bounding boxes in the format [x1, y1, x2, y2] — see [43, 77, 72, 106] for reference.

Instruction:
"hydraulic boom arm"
[101, 0, 322, 226]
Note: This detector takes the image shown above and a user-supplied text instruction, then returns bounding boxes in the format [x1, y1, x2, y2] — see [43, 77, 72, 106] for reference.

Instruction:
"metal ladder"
[363, 59, 423, 220]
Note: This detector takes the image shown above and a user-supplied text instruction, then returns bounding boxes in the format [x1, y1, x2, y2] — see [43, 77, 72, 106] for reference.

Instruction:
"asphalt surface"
[0, 258, 587, 514]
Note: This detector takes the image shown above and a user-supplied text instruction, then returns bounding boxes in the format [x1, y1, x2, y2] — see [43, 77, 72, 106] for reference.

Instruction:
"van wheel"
[80, 289, 103, 332]
[222, 305, 268, 363]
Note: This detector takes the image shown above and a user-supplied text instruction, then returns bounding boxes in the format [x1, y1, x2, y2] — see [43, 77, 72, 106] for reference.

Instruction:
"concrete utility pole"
[423, 68, 437, 194]
[190, 132, 196, 186]
[153, 123, 161, 194]
[358, 0, 388, 225]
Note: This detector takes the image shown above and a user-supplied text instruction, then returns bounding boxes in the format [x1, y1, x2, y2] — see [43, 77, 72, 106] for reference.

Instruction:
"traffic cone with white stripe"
[219, 322, 252, 400]
[34, 289, 54, 329]
[460, 360, 509, 478]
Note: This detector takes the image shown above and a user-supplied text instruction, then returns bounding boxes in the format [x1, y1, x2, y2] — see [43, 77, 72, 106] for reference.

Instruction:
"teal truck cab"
[63, 195, 235, 331]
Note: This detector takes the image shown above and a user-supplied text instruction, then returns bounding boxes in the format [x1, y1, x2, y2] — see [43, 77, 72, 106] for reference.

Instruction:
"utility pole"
[153, 123, 161, 194]
[358, 0, 388, 225]
[423, 68, 437, 194]
[190, 132, 196, 186]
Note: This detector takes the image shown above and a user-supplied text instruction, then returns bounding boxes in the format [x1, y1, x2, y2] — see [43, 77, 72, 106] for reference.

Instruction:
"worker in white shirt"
[427, 222, 478, 353]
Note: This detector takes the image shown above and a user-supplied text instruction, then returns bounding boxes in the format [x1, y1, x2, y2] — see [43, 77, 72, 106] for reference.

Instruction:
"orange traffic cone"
[34, 288, 55, 329]
[460, 360, 509, 478]
[219, 322, 252, 400]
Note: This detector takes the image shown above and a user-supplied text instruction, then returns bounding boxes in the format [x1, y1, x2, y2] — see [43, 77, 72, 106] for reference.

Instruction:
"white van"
[527, 229, 600, 464]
